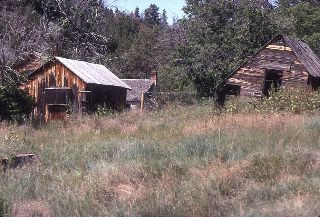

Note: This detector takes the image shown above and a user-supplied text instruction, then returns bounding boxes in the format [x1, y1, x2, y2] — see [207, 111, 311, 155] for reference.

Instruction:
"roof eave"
[87, 82, 132, 90]
[215, 34, 285, 90]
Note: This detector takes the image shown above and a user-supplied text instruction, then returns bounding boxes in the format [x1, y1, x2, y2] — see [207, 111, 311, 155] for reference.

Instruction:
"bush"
[0, 84, 35, 123]
[0, 195, 8, 217]
[247, 154, 285, 182]
[225, 88, 320, 114]
[95, 104, 122, 116]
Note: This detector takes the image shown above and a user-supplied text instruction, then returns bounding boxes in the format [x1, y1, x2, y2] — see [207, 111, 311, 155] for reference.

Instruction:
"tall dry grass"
[1, 105, 320, 216]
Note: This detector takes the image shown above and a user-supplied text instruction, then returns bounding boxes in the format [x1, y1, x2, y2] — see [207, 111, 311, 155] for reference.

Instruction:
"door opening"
[263, 69, 284, 96]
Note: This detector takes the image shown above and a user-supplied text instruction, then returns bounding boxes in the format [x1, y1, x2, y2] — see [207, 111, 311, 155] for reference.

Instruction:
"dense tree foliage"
[177, 0, 276, 96]
[0, 84, 35, 123]
[0, 0, 319, 97]
[286, 2, 320, 54]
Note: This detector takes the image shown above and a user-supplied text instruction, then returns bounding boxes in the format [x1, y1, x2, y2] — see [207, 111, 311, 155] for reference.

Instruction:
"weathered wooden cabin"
[218, 34, 320, 102]
[24, 57, 131, 122]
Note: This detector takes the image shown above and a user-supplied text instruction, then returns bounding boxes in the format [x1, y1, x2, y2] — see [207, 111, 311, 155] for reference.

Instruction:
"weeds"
[225, 88, 320, 114]
[1, 105, 320, 216]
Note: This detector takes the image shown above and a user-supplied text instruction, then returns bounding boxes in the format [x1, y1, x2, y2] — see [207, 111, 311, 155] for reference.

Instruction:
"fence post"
[140, 92, 144, 112]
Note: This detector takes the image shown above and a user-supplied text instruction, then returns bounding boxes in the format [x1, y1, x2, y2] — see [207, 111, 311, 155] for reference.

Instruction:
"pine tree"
[134, 7, 140, 19]
[144, 4, 161, 26]
[161, 9, 168, 26]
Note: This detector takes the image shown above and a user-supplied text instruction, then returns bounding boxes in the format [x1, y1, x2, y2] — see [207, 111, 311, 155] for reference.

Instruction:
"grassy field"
[1, 104, 320, 216]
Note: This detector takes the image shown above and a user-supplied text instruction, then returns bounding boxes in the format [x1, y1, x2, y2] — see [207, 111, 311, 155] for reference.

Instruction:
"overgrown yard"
[1, 105, 320, 216]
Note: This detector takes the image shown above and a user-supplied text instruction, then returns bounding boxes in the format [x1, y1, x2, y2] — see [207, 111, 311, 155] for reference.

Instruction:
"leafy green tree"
[179, 0, 276, 96]
[112, 10, 140, 52]
[113, 25, 158, 78]
[0, 66, 35, 123]
[0, 84, 35, 123]
[287, 2, 320, 54]
[274, 1, 320, 55]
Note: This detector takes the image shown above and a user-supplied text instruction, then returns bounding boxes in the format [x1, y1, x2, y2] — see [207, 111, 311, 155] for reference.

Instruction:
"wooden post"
[140, 92, 144, 112]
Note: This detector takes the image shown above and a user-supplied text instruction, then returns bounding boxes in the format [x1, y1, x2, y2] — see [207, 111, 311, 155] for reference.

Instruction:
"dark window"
[45, 88, 71, 105]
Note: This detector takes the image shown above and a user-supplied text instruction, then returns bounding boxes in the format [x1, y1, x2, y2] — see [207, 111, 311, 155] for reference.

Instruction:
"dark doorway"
[217, 84, 241, 106]
[308, 75, 320, 90]
[263, 69, 284, 96]
[48, 105, 67, 121]
[222, 84, 241, 96]
[79, 91, 93, 113]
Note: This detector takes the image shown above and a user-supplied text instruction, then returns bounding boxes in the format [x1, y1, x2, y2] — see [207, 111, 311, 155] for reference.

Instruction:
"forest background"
[0, 0, 319, 96]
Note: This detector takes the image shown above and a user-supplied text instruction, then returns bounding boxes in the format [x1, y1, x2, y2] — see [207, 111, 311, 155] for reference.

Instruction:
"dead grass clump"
[246, 154, 286, 182]
[12, 201, 52, 217]
[301, 152, 320, 171]
[187, 160, 249, 198]
[246, 194, 320, 217]
[182, 114, 307, 138]
[90, 164, 150, 206]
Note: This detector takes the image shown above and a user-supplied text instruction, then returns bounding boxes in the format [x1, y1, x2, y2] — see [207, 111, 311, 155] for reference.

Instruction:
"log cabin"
[23, 57, 131, 122]
[217, 34, 320, 103]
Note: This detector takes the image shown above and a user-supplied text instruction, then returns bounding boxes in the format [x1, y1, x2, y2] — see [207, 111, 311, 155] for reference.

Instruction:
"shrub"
[0, 84, 35, 123]
[0, 195, 8, 217]
[95, 104, 115, 116]
[247, 154, 285, 182]
[260, 88, 320, 113]
[225, 88, 320, 114]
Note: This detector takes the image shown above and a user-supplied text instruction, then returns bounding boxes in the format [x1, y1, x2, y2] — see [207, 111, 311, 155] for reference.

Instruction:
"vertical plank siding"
[87, 85, 127, 112]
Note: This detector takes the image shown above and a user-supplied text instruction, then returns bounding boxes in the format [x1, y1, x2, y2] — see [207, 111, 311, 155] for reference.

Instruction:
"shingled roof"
[122, 79, 155, 102]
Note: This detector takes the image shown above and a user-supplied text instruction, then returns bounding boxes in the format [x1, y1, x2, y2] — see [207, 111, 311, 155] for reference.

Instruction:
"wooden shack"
[121, 72, 157, 111]
[24, 57, 131, 122]
[218, 34, 320, 102]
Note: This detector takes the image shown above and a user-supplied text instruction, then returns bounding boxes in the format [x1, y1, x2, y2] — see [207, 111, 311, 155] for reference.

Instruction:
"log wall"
[227, 39, 309, 98]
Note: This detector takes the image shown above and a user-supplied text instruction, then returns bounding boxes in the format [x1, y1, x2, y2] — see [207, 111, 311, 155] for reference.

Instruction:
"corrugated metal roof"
[55, 57, 131, 89]
[122, 79, 155, 102]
